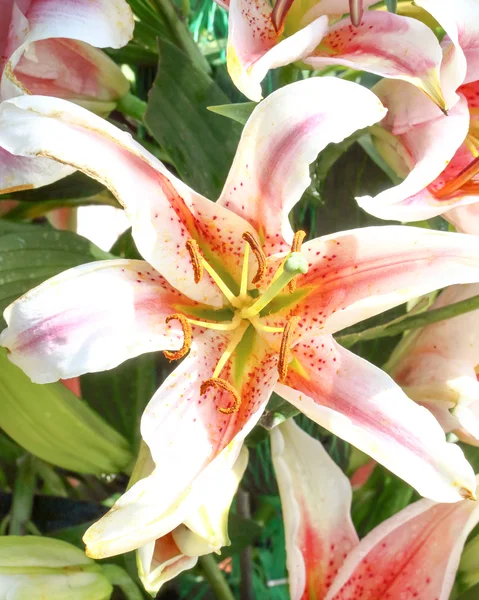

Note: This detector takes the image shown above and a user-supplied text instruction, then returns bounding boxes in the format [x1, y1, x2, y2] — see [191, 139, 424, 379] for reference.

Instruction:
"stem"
[199, 555, 235, 600]
[117, 93, 147, 122]
[9, 454, 36, 536]
[237, 489, 254, 600]
[336, 293, 479, 347]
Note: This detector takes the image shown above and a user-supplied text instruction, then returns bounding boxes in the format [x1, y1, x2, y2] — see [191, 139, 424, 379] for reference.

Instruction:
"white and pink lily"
[2, 79, 479, 558]
[357, 0, 479, 234]
[0, 0, 134, 194]
[389, 283, 479, 448]
[217, 0, 447, 105]
[271, 418, 479, 600]
[135, 443, 248, 595]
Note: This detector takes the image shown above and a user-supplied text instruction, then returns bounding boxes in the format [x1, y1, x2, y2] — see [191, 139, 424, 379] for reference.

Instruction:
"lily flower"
[271, 418, 479, 600]
[136, 444, 248, 595]
[388, 283, 479, 447]
[0, 0, 134, 194]
[217, 0, 447, 106]
[357, 0, 479, 234]
[2, 78, 479, 558]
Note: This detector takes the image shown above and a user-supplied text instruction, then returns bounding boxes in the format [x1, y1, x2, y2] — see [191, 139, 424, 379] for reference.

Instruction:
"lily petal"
[0, 260, 191, 383]
[263, 225, 479, 335]
[219, 77, 386, 255]
[305, 11, 446, 111]
[84, 329, 277, 557]
[357, 96, 471, 222]
[325, 476, 479, 600]
[0, 96, 258, 306]
[276, 335, 476, 502]
[447, 202, 479, 235]
[271, 420, 358, 600]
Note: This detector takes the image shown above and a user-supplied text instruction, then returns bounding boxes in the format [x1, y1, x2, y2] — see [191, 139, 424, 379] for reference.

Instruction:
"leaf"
[207, 102, 256, 125]
[219, 514, 262, 559]
[0, 172, 107, 202]
[0, 220, 111, 327]
[145, 38, 242, 199]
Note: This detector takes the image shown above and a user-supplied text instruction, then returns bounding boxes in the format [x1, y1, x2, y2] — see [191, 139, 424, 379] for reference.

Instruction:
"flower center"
[164, 231, 308, 414]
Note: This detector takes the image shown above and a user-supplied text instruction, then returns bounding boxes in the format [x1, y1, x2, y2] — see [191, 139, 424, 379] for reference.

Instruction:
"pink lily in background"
[0, 0, 134, 194]
[271, 418, 479, 600]
[357, 0, 479, 234]
[135, 443, 248, 595]
[217, 0, 447, 104]
[389, 283, 479, 448]
[2, 79, 479, 559]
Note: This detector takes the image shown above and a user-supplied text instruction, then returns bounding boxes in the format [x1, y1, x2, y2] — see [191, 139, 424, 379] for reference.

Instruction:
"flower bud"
[0, 348, 132, 475]
[0, 536, 113, 600]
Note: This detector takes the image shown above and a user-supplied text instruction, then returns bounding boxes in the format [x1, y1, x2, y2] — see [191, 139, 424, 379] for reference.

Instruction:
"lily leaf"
[207, 102, 256, 125]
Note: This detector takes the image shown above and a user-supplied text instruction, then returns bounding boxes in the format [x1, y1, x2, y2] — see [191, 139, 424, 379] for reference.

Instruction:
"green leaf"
[207, 102, 256, 125]
[0, 172, 107, 202]
[385, 0, 398, 13]
[145, 38, 242, 199]
[0, 220, 111, 328]
[219, 514, 262, 559]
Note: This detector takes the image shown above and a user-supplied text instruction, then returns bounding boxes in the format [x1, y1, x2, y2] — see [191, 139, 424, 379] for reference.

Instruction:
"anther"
[349, 0, 363, 27]
[186, 239, 203, 283]
[435, 155, 479, 200]
[278, 316, 299, 382]
[289, 230, 306, 293]
[242, 232, 267, 284]
[163, 314, 192, 361]
[200, 378, 241, 414]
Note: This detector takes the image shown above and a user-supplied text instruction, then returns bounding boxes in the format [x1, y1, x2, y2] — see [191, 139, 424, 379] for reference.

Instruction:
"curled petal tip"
[460, 487, 477, 501]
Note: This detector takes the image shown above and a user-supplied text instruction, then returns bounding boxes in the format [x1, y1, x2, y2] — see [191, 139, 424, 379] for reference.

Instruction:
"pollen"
[200, 378, 241, 414]
[289, 230, 306, 293]
[242, 231, 267, 284]
[186, 238, 203, 283]
[163, 314, 192, 361]
[278, 316, 299, 382]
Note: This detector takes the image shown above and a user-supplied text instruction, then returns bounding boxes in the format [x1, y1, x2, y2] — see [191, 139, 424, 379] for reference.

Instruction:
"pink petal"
[357, 97, 471, 223]
[446, 202, 479, 235]
[84, 329, 278, 557]
[218, 77, 386, 255]
[271, 419, 358, 600]
[305, 11, 446, 110]
[0, 260, 192, 383]
[0, 96, 258, 306]
[262, 225, 479, 336]
[325, 476, 479, 600]
[276, 335, 476, 502]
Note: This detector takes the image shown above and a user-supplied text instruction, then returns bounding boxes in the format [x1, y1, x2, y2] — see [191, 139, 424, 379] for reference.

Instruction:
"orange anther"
[242, 231, 267, 284]
[200, 377, 241, 414]
[289, 230, 306, 293]
[163, 314, 192, 361]
[278, 316, 299, 382]
[186, 239, 203, 284]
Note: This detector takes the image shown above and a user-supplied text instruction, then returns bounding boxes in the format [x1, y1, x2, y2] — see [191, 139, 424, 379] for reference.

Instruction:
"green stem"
[9, 454, 36, 536]
[336, 293, 479, 347]
[117, 93, 147, 122]
[199, 555, 235, 600]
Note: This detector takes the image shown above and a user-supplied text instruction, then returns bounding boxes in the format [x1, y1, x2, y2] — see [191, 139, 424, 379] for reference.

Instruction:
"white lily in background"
[2, 79, 479, 559]
[0, 0, 134, 194]
[136, 444, 248, 595]
[357, 0, 479, 234]
[271, 419, 479, 600]
[217, 0, 447, 105]
[389, 283, 479, 447]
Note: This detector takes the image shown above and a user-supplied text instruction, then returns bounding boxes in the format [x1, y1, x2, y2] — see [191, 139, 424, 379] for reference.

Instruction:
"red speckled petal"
[390, 283, 479, 442]
[0, 259, 194, 383]
[218, 77, 386, 255]
[325, 476, 479, 600]
[84, 328, 278, 558]
[0, 96, 259, 306]
[261, 226, 479, 336]
[275, 335, 476, 502]
[271, 420, 358, 600]
[305, 11, 445, 108]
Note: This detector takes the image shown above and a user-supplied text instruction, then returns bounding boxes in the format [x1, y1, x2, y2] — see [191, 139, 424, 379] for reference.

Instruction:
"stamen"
[242, 232, 267, 284]
[435, 155, 479, 200]
[163, 314, 192, 361]
[200, 378, 241, 414]
[187, 315, 241, 331]
[271, 0, 294, 33]
[349, 0, 363, 26]
[289, 230, 306, 293]
[278, 317, 299, 382]
[186, 239, 203, 284]
[250, 316, 285, 334]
